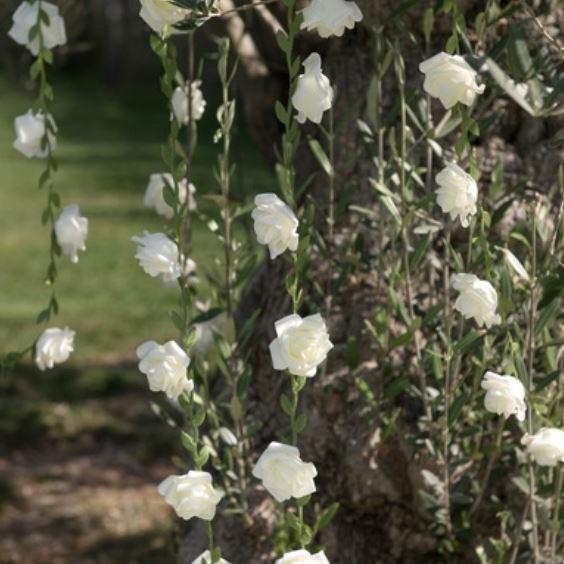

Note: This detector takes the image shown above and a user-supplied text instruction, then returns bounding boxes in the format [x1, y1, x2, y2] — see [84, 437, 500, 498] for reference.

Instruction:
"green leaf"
[484, 57, 536, 116]
[409, 233, 431, 270]
[275, 30, 289, 53]
[192, 405, 206, 427]
[535, 370, 560, 392]
[384, 376, 409, 399]
[236, 367, 252, 399]
[448, 391, 468, 425]
[181, 431, 196, 452]
[191, 308, 223, 325]
[535, 299, 560, 336]
[170, 310, 185, 331]
[315, 502, 339, 532]
[423, 8, 434, 43]
[446, 34, 458, 55]
[295, 414, 307, 433]
[453, 329, 485, 356]
[308, 138, 333, 177]
[389, 331, 414, 350]
[280, 394, 293, 416]
[275, 101, 288, 125]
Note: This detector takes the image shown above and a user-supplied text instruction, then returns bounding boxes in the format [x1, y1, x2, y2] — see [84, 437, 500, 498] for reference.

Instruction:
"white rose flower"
[252, 442, 317, 503]
[35, 327, 75, 371]
[481, 371, 526, 421]
[136, 340, 192, 399]
[419, 52, 485, 109]
[300, 0, 362, 38]
[521, 428, 564, 466]
[144, 173, 196, 219]
[451, 273, 501, 328]
[131, 231, 182, 283]
[139, 0, 191, 34]
[9, 1, 66, 56]
[252, 193, 299, 259]
[191, 550, 231, 564]
[276, 550, 330, 564]
[158, 470, 223, 520]
[501, 248, 529, 281]
[54, 204, 88, 264]
[435, 163, 478, 228]
[292, 53, 334, 124]
[269, 313, 333, 377]
[13, 111, 57, 158]
[172, 80, 206, 125]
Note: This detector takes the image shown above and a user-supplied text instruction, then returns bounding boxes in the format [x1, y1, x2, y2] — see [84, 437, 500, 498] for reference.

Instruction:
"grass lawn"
[0, 72, 272, 363]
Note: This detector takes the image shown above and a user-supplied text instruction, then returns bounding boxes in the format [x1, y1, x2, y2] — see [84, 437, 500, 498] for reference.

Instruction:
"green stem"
[526, 203, 540, 563]
[397, 54, 430, 420]
[442, 224, 453, 533]
[550, 467, 563, 562]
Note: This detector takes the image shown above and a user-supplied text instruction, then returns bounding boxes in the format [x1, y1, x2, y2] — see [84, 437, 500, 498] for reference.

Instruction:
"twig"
[219, 0, 280, 18]
[518, 0, 564, 56]
[550, 467, 563, 562]
[526, 201, 541, 563]
[469, 417, 505, 517]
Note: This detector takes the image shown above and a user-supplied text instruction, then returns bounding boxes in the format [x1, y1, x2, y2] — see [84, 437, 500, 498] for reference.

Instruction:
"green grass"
[0, 73, 272, 362]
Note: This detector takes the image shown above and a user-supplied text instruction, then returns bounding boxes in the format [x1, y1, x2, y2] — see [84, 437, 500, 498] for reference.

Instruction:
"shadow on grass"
[80, 528, 176, 563]
[0, 364, 180, 457]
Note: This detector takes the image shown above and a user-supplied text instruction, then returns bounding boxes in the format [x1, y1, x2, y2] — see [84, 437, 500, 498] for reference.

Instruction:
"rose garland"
[2, 0, 88, 375]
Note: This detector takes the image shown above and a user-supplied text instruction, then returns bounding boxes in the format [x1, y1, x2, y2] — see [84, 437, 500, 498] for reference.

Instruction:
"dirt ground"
[0, 365, 181, 564]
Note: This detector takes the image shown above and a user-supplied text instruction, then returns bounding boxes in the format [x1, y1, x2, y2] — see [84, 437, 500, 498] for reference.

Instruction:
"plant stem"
[550, 467, 563, 562]
[442, 223, 453, 533]
[205, 520, 215, 559]
[397, 59, 431, 420]
[320, 106, 335, 380]
[526, 202, 540, 564]
[469, 416, 504, 516]
[509, 500, 531, 564]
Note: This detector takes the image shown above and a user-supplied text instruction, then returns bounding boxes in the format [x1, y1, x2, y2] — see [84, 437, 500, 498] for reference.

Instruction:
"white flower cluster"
[418, 47, 564, 476]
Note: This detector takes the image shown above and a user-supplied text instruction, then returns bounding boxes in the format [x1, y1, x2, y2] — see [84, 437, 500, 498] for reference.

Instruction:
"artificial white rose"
[300, 0, 362, 38]
[276, 549, 330, 564]
[451, 273, 501, 328]
[35, 327, 75, 371]
[269, 313, 333, 377]
[54, 204, 88, 264]
[191, 550, 231, 564]
[252, 442, 317, 503]
[131, 231, 182, 283]
[136, 340, 192, 399]
[419, 52, 485, 109]
[521, 428, 564, 466]
[501, 248, 529, 281]
[158, 470, 223, 520]
[172, 80, 206, 125]
[139, 0, 191, 34]
[292, 53, 334, 124]
[435, 163, 478, 228]
[13, 111, 57, 158]
[144, 173, 196, 219]
[481, 371, 526, 421]
[252, 193, 299, 259]
[9, 1, 67, 56]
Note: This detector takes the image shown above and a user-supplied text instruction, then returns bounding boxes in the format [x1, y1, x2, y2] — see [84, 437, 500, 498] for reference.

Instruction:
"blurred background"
[0, 2, 272, 561]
